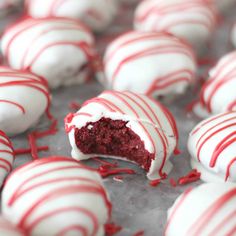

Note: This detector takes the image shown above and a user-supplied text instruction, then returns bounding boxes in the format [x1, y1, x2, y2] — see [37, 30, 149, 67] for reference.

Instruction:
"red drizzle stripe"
[189, 188, 236, 236]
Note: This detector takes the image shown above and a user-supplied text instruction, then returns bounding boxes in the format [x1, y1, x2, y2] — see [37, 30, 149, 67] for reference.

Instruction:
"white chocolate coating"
[0, 216, 24, 236]
[0, 131, 14, 188]
[134, 0, 217, 50]
[25, 0, 118, 32]
[188, 111, 236, 183]
[0, 67, 50, 136]
[165, 183, 236, 236]
[1, 18, 96, 89]
[2, 157, 111, 236]
[104, 31, 196, 97]
[65, 90, 178, 180]
[194, 51, 236, 118]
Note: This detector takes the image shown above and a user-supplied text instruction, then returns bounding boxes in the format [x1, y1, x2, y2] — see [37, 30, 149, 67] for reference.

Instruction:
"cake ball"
[165, 183, 236, 236]
[1, 17, 98, 89]
[0, 67, 51, 136]
[65, 90, 179, 180]
[134, 0, 217, 50]
[104, 31, 196, 97]
[0, 130, 14, 187]
[25, 0, 118, 32]
[193, 51, 236, 118]
[2, 156, 111, 236]
[0, 216, 24, 236]
[188, 111, 236, 183]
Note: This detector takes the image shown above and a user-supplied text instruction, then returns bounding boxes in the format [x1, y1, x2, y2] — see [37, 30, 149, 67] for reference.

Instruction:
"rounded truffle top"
[165, 183, 236, 236]
[25, 0, 118, 32]
[134, 0, 217, 50]
[104, 31, 196, 97]
[1, 17, 95, 89]
[2, 156, 111, 236]
[188, 111, 236, 182]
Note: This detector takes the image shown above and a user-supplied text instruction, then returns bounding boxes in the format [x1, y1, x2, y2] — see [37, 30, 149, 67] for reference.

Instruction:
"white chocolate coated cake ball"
[188, 111, 236, 183]
[134, 0, 217, 50]
[165, 183, 236, 236]
[25, 0, 118, 32]
[104, 31, 196, 97]
[2, 157, 111, 236]
[1, 17, 98, 89]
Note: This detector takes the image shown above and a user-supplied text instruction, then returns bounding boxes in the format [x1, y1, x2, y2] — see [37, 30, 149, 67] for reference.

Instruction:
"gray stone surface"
[3, 3, 236, 236]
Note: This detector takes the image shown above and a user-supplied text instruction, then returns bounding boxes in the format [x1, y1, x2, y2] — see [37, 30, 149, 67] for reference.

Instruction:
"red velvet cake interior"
[74, 117, 154, 170]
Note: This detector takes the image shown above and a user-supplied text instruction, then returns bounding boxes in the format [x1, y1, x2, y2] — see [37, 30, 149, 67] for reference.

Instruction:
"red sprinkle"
[149, 179, 161, 187]
[34, 119, 58, 138]
[69, 101, 81, 110]
[178, 169, 201, 185]
[133, 230, 145, 236]
[174, 148, 181, 155]
[169, 178, 177, 187]
[27, 133, 38, 160]
[99, 165, 136, 178]
[26, 119, 57, 160]
[105, 223, 122, 236]
[14, 146, 49, 155]
[94, 157, 118, 168]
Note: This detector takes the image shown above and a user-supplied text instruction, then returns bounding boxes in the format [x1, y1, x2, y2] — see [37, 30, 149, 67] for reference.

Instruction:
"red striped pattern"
[1, 17, 96, 88]
[2, 157, 111, 236]
[0, 67, 52, 121]
[134, 0, 216, 48]
[165, 183, 236, 236]
[0, 130, 14, 188]
[104, 31, 196, 96]
[24, 0, 117, 32]
[189, 111, 236, 181]
[200, 51, 236, 115]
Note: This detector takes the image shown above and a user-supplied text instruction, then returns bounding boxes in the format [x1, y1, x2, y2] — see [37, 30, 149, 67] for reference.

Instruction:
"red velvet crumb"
[74, 118, 154, 171]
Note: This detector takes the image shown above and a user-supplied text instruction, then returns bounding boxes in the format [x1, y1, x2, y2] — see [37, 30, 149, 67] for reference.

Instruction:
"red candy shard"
[149, 179, 161, 187]
[133, 230, 145, 236]
[169, 178, 177, 187]
[178, 169, 201, 185]
[105, 223, 122, 236]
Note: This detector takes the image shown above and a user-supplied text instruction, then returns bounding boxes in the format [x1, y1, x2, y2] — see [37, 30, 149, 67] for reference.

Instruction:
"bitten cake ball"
[1, 17, 98, 89]
[25, 0, 118, 32]
[134, 0, 217, 50]
[0, 131, 14, 188]
[0, 67, 51, 136]
[65, 90, 179, 180]
[165, 183, 236, 236]
[104, 31, 196, 97]
[188, 111, 236, 183]
[0, 216, 24, 236]
[193, 51, 236, 118]
[2, 157, 111, 236]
